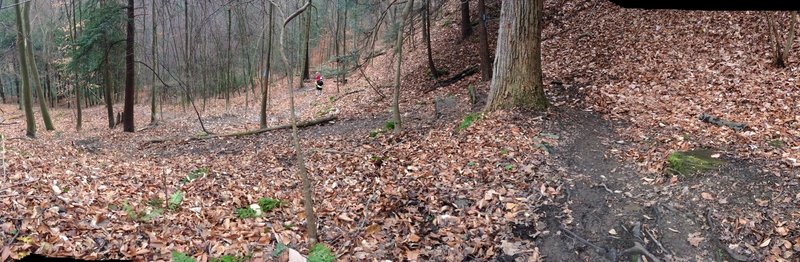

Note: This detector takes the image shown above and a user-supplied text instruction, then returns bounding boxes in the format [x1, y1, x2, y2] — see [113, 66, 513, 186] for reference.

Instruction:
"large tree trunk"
[460, 0, 473, 40]
[485, 0, 548, 111]
[259, 3, 274, 128]
[477, 0, 492, 80]
[423, 0, 440, 78]
[123, 0, 135, 132]
[14, 0, 36, 138]
[150, 0, 157, 124]
[23, 2, 55, 131]
[391, 0, 414, 132]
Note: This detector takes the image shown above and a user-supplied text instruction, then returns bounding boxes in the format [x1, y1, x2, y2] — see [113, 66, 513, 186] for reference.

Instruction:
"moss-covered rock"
[667, 149, 724, 176]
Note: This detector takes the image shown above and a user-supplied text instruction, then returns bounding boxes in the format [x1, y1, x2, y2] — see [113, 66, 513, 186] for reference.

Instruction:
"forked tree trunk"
[766, 12, 798, 68]
[485, 0, 548, 111]
[391, 0, 414, 132]
[276, 0, 317, 247]
[14, 0, 36, 137]
[477, 0, 492, 80]
[23, 2, 54, 131]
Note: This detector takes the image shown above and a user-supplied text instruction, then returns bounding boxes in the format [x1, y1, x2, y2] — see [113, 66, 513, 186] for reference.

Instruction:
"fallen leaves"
[687, 232, 705, 247]
[701, 192, 714, 200]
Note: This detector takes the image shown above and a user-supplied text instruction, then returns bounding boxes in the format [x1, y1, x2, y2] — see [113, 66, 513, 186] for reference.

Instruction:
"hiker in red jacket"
[314, 72, 324, 93]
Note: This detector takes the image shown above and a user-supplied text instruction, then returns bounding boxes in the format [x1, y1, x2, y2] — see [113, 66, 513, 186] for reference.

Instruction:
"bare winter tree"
[391, 0, 415, 132]
[766, 12, 798, 68]
[272, 0, 318, 248]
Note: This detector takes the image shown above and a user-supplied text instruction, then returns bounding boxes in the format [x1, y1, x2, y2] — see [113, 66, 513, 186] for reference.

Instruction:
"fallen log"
[141, 115, 338, 145]
[425, 66, 479, 94]
[220, 115, 338, 138]
[698, 113, 746, 131]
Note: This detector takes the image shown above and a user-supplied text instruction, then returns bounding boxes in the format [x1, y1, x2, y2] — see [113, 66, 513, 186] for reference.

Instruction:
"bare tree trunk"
[73, 0, 81, 131]
[23, 2, 54, 131]
[226, 8, 232, 110]
[460, 0, 473, 40]
[334, 5, 341, 93]
[302, 10, 310, 80]
[150, 0, 158, 124]
[0, 74, 5, 103]
[45, 63, 53, 108]
[14, 0, 36, 137]
[423, 0, 440, 78]
[274, 0, 318, 247]
[123, 0, 135, 132]
[103, 56, 114, 128]
[781, 12, 798, 64]
[391, 0, 414, 132]
[485, 0, 548, 111]
[477, 0, 492, 80]
[260, 3, 274, 128]
[766, 12, 797, 68]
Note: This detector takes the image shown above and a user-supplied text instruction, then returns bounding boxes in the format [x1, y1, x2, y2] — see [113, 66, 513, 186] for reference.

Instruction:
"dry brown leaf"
[688, 232, 705, 247]
[760, 238, 772, 248]
[405, 249, 420, 261]
[365, 224, 381, 236]
[407, 234, 421, 243]
[701, 192, 714, 200]
[776, 226, 789, 236]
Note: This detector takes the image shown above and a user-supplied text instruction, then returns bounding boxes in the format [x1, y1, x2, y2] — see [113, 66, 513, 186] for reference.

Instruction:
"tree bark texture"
[484, 0, 548, 111]
[392, 0, 414, 132]
[123, 0, 135, 132]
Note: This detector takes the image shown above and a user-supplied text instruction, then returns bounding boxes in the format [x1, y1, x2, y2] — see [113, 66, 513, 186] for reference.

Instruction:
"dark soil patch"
[530, 108, 711, 261]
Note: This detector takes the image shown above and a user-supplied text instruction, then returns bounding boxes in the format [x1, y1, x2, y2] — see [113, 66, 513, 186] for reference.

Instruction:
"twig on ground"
[645, 227, 669, 254]
[4, 219, 20, 246]
[619, 242, 661, 262]
[561, 225, 662, 262]
[560, 226, 607, 254]
[356, 189, 379, 231]
[592, 183, 614, 194]
[336, 89, 365, 101]
[310, 148, 360, 156]
[0, 179, 36, 192]
[705, 209, 748, 261]
[1, 134, 5, 180]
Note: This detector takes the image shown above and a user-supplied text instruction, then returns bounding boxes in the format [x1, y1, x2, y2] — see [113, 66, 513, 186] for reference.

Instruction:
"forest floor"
[2, 0, 800, 261]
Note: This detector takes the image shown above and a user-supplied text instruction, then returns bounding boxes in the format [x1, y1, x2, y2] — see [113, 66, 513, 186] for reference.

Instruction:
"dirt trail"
[514, 106, 800, 262]
[530, 108, 710, 261]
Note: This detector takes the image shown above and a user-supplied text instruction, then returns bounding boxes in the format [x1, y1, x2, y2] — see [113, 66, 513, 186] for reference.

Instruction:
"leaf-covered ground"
[1, 0, 799, 261]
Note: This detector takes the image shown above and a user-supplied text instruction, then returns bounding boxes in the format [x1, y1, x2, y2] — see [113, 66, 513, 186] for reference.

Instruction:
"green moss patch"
[666, 149, 724, 176]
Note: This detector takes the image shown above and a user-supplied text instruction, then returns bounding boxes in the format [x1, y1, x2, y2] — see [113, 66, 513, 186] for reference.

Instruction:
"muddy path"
[520, 109, 708, 261]
[526, 108, 771, 262]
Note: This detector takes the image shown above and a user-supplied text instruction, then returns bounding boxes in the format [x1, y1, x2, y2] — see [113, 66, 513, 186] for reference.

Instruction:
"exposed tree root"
[560, 225, 662, 262]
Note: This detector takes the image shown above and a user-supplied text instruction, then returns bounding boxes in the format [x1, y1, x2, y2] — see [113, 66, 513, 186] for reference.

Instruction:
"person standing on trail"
[314, 72, 324, 95]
